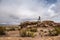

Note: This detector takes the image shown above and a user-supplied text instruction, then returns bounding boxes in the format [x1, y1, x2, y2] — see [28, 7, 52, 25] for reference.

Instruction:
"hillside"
[0, 20, 60, 40]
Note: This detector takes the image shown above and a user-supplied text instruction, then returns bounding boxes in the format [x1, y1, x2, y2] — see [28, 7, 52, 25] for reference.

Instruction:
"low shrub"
[20, 29, 36, 37]
[54, 27, 60, 34]
[0, 27, 6, 35]
[6, 27, 15, 31]
[27, 27, 37, 32]
[49, 30, 58, 36]
[10, 27, 15, 31]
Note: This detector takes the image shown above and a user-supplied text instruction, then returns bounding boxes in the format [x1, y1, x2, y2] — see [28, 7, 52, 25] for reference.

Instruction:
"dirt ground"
[0, 27, 60, 40]
[2, 28, 59, 40]
[0, 36, 60, 40]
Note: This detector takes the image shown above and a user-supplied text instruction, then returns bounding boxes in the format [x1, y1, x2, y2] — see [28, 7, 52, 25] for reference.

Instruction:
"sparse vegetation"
[54, 26, 60, 34]
[0, 20, 60, 38]
[49, 29, 58, 36]
[0, 27, 6, 36]
[20, 28, 36, 37]
[6, 27, 15, 31]
[10, 27, 15, 31]
[27, 27, 37, 32]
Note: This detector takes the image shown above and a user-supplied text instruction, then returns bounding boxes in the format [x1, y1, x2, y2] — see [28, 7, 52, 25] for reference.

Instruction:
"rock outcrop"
[19, 20, 60, 28]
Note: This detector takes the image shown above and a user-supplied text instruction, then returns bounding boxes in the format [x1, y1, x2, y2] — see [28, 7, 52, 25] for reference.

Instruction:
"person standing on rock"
[38, 16, 41, 22]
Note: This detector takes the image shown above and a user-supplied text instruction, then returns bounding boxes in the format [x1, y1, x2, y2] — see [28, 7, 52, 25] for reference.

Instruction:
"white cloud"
[48, 4, 56, 17]
[0, 0, 60, 24]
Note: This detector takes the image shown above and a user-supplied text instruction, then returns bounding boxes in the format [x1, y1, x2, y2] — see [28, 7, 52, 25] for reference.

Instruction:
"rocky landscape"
[0, 20, 60, 40]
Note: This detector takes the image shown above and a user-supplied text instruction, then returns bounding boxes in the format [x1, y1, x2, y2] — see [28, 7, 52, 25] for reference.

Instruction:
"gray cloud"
[0, 0, 60, 24]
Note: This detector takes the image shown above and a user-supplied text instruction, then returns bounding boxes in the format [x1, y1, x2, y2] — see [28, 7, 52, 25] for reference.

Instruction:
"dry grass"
[0, 20, 60, 40]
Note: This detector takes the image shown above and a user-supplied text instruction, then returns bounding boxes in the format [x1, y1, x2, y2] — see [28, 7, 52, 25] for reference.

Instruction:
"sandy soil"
[0, 36, 60, 40]
[2, 29, 59, 40]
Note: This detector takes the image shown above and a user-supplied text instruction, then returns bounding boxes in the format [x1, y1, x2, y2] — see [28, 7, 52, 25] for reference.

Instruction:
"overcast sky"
[0, 0, 60, 24]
